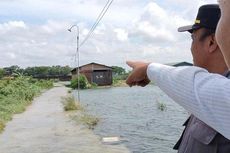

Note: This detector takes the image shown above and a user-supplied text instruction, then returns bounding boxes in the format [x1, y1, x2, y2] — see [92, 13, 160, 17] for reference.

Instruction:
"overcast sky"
[0, 0, 217, 69]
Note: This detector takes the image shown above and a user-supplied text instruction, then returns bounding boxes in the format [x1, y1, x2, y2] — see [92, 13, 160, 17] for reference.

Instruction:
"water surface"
[78, 85, 188, 153]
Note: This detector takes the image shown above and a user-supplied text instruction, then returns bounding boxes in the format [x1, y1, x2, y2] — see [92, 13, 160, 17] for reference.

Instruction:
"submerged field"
[0, 77, 53, 132]
[77, 85, 189, 153]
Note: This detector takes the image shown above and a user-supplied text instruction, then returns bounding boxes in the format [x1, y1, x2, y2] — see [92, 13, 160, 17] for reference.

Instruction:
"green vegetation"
[88, 82, 98, 89]
[67, 89, 72, 93]
[112, 79, 127, 87]
[61, 95, 83, 111]
[112, 73, 129, 87]
[113, 73, 129, 81]
[0, 68, 5, 79]
[112, 66, 130, 87]
[24, 65, 71, 77]
[157, 101, 167, 111]
[70, 75, 88, 89]
[112, 66, 126, 76]
[62, 95, 99, 129]
[0, 120, 5, 132]
[78, 114, 99, 129]
[3, 65, 71, 78]
[71, 113, 99, 130]
[0, 76, 53, 132]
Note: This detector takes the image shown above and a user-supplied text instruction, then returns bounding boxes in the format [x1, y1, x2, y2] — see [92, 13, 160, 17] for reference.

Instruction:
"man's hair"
[199, 28, 215, 41]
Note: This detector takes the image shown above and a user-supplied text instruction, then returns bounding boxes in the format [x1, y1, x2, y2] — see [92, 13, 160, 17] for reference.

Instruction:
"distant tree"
[37, 66, 49, 76]
[4, 65, 72, 78]
[48, 66, 59, 75]
[24, 66, 48, 76]
[24, 65, 72, 77]
[9, 65, 20, 71]
[48, 65, 71, 76]
[112, 66, 126, 76]
[60, 65, 72, 75]
[0, 68, 5, 79]
[3, 65, 22, 76]
[24, 67, 35, 76]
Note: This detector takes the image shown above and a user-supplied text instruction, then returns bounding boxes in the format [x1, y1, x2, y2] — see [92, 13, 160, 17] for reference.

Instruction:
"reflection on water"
[76, 85, 188, 153]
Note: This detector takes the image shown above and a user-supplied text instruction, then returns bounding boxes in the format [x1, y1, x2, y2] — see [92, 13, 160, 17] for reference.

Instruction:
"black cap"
[178, 4, 220, 33]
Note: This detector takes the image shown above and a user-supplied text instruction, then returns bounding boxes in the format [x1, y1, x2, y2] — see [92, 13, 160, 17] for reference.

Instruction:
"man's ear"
[208, 34, 218, 53]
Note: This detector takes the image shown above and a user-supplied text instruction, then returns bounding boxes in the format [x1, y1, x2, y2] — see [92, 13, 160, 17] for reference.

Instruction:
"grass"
[157, 101, 167, 111]
[78, 114, 99, 129]
[0, 120, 5, 133]
[61, 95, 83, 111]
[112, 79, 127, 87]
[62, 94, 99, 129]
[71, 113, 99, 130]
[0, 76, 53, 132]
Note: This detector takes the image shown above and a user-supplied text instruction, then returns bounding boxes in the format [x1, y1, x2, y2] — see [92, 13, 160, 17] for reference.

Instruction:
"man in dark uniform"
[174, 4, 230, 153]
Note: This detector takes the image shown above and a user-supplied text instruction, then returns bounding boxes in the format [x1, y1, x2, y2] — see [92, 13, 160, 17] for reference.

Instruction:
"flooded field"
[78, 85, 189, 153]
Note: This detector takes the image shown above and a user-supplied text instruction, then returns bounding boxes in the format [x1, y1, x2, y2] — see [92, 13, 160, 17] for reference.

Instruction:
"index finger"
[126, 61, 136, 69]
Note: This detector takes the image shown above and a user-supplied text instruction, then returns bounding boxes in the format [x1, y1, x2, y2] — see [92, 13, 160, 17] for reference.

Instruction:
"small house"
[71, 62, 112, 86]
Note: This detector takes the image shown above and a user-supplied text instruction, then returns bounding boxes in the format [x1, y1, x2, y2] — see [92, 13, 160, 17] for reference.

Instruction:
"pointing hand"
[126, 61, 150, 87]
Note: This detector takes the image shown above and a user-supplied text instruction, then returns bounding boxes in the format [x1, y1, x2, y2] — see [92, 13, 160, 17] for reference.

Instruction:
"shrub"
[0, 68, 5, 79]
[35, 79, 53, 89]
[79, 114, 99, 129]
[0, 76, 53, 132]
[87, 82, 98, 89]
[113, 73, 129, 80]
[0, 120, 5, 132]
[61, 95, 83, 111]
[71, 113, 99, 129]
[113, 78, 119, 84]
[70, 75, 88, 89]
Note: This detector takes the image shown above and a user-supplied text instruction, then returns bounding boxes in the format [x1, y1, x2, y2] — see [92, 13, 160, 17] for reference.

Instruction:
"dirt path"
[0, 85, 130, 153]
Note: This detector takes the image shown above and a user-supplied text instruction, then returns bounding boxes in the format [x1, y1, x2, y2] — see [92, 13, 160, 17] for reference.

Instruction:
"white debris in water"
[102, 137, 120, 143]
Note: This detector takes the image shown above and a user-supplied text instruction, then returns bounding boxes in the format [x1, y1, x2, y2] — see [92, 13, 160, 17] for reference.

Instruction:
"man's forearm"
[147, 63, 230, 139]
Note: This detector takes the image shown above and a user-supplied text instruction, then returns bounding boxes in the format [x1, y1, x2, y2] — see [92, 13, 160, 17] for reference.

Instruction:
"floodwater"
[78, 85, 189, 153]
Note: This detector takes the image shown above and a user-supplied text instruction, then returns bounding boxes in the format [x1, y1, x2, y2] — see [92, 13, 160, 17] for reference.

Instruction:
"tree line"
[0, 65, 128, 79]
[0, 65, 72, 78]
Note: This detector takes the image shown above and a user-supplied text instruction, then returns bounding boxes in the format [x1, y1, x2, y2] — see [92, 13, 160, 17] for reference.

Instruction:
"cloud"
[114, 28, 128, 41]
[128, 2, 190, 46]
[0, 0, 219, 68]
[0, 21, 27, 34]
[0, 20, 73, 67]
[5, 21, 27, 29]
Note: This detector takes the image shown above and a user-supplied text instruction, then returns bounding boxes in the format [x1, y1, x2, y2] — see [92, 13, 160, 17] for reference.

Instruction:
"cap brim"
[178, 25, 193, 32]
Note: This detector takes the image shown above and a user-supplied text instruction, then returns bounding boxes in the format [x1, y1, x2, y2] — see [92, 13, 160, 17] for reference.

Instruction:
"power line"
[80, 0, 113, 47]
[80, 0, 114, 47]
[68, 0, 113, 102]
[85, 0, 111, 36]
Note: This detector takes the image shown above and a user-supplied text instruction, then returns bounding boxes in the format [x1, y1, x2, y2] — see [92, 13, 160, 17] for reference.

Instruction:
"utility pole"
[68, 25, 80, 102]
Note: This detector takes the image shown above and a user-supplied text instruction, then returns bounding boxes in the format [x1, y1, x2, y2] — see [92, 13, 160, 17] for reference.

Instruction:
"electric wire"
[68, 0, 114, 102]
[80, 0, 114, 47]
